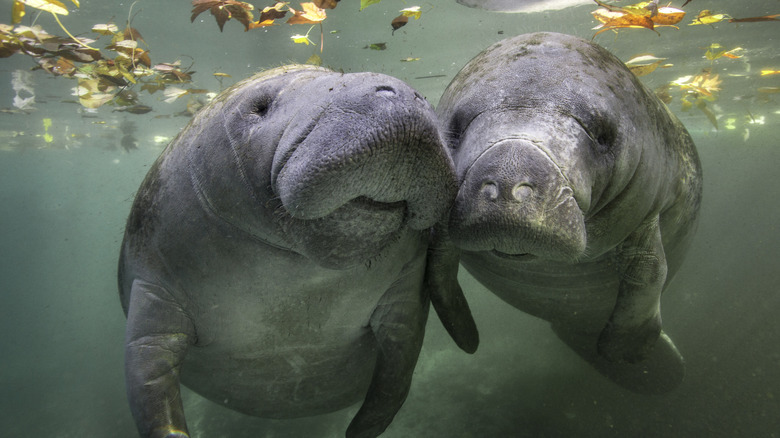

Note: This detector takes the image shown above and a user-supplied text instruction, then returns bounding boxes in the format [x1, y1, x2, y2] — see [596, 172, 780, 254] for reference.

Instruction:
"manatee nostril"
[511, 183, 534, 201]
[375, 85, 396, 97]
[480, 181, 499, 200]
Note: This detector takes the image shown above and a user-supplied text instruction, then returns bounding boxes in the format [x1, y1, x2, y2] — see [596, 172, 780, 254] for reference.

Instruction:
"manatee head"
[438, 33, 662, 262]
[181, 65, 455, 268]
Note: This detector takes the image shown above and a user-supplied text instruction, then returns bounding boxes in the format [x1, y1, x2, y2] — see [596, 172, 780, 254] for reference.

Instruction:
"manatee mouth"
[489, 250, 537, 261]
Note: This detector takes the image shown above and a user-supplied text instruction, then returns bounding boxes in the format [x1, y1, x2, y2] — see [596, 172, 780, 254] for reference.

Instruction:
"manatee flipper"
[553, 325, 685, 394]
[425, 226, 479, 354]
[346, 267, 429, 438]
[598, 216, 667, 363]
[125, 279, 195, 438]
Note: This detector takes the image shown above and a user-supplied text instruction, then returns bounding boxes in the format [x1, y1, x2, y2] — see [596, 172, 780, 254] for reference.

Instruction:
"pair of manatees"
[119, 33, 702, 438]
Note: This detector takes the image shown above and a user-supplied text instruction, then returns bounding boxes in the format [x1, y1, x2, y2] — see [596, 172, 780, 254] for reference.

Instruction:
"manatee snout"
[273, 74, 455, 231]
[450, 140, 586, 261]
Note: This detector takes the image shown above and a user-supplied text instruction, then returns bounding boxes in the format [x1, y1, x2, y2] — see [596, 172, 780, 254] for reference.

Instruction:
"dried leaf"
[17, 0, 68, 15]
[312, 0, 339, 9]
[729, 14, 780, 23]
[92, 23, 119, 35]
[360, 0, 381, 11]
[123, 26, 146, 45]
[391, 15, 408, 34]
[12, 1, 26, 24]
[287, 2, 327, 24]
[191, 0, 255, 32]
[625, 54, 667, 76]
[593, 13, 656, 37]
[653, 6, 685, 25]
[400, 6, 422, 20]
[689, 10, 729, 25]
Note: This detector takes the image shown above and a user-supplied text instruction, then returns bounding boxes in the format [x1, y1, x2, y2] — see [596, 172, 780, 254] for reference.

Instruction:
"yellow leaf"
[760, 69, 780, 76]
[12, 1, 25, 24]
[400, 6, 421, 20]
[625, 55, 667, 77]
[653, 7, 685, 25]
[92, 23, 119, 35]
[287, 2, 326, 24]
[17, 0, 68, 15]
[291, 34, 312, 44]
[690, 10, 729, 25]
[360, 0, 381, 11]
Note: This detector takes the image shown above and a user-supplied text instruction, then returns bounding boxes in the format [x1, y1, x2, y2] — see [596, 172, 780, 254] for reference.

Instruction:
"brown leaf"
[312, 0, 339, 9]
[191, 0, 255, 32]
[391, 15, 408, 34]
[593, 13, 656, 38]
[287, 3, 327, 24]
[123, 26, 146, 45]
[729, 14, 780, 23]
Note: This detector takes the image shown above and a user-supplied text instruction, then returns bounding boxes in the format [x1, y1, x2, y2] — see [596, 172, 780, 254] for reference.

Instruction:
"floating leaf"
[92, 23, 119, 35]
[704, 44, 743, 61]
[672, 71, 721, 98]
[653, 6, 686, 25]
[360, 0, 381, 11]
[625, 54, 667, 76]
[287, 2, 327, 24]
[729, 14, 780, 23]
[593, 12, 656, 37]
[306, 53, 322, 65]
[757, 86, 780, 94]
[17, 0, 68, 15]
[760, 69, 780, 76]
[400, 6, 422, 20]
[312, 0, 339, 9]
[400, 57, 420, 62]
[213, 72, 232, 78]
[391, 15, 408, 34]
[163, 86, 189, 103]
[291, 28, 313, 45]
[689, 10, 729, 25]
[191, 0, 255, 32]
[12, 1, 25, 24]
[365, 42, 386, 50]
[114, 104, 153, 114]
[249, 2, 287, 28]
[123, 26, 146, 45]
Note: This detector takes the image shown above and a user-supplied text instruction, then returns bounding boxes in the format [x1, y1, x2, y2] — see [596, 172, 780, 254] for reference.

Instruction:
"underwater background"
[1, 0, 778, 436]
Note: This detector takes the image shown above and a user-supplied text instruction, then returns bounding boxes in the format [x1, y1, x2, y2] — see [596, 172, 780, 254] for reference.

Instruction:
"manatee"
[456, 0, 592, 13]
[429, 33, 702, 393]
[118, 65, 477, 438]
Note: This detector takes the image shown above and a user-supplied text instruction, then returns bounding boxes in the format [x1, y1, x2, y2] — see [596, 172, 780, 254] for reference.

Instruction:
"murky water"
[1, 0, 778, 436]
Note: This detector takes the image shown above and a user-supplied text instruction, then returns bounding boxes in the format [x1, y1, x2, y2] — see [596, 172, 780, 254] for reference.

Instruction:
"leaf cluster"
[1, 15, 196, 110]
[191, 1, 332, 32]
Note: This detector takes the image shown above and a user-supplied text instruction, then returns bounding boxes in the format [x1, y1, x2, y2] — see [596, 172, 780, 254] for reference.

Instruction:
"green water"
[1, 1, 778, 436]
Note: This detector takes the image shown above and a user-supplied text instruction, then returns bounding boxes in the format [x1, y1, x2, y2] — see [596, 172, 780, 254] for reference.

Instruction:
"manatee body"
[430, 33, 702, 393]
[118, 65, 476, 438]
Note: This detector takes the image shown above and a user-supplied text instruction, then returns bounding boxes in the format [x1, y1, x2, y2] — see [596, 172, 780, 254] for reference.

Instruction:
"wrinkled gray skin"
[430, 33, 702, 394]
[118, 65, 477, 438]
[456, 0, 592, 13]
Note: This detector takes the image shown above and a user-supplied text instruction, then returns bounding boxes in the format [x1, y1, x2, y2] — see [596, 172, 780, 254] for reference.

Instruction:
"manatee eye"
[593, 120, 617, 150]
[252, 95, 272, 117]
[574, 115, 615, 152]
